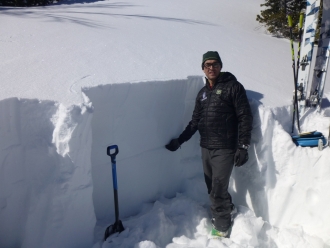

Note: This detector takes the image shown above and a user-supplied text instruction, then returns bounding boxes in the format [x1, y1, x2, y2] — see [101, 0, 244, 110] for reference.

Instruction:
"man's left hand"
[234, 149, 248, 167]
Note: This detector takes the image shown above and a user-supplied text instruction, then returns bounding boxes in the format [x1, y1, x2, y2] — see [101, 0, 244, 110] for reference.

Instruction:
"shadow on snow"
[0, 2, 218, 28]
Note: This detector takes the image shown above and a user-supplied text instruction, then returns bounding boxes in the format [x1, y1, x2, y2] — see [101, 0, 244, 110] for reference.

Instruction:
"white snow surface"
[1, 0, 330, 248]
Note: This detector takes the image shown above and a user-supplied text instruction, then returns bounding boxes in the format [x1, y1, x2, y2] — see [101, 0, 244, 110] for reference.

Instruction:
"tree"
[0, 0, 52, 6]
[256, 0, 307, 39]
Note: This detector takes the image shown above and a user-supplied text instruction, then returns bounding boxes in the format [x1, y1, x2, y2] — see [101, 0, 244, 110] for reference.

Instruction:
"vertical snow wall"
[0, 77, 329, 247]
[82, 77, 330, 244]
[231, 103, 330, 243]
[0, 98, 95, 248]
[81, 76, 205, 224]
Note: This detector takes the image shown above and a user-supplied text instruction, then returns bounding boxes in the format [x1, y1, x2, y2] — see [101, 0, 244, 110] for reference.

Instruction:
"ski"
[308, 0, 330, 110]
[297, 0, 321, 117]
[288, 14, 298, 133]
[288, 14, 301, 133]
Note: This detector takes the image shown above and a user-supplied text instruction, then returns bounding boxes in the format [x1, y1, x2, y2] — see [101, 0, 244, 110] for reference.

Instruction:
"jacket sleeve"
[232, 82, 253, 145]
[178, 94, 201, 144]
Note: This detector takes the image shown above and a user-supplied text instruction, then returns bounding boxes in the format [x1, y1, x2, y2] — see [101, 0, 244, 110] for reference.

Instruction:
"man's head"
[202, 51, 222, 81]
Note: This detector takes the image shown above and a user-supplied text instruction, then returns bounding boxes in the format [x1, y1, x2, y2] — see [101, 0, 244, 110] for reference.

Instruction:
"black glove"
[165, 139, 181, 151]
[234, 148, 249, 167]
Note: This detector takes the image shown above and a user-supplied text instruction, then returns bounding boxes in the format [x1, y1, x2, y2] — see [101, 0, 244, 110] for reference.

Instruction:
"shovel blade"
[104, 220, 125, 241]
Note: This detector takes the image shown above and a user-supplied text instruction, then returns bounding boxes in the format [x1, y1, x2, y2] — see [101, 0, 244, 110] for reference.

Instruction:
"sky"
[0, 0, 330, 248]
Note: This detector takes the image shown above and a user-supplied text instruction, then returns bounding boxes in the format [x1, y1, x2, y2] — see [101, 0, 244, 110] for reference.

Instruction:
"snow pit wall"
[231, 103, 330, 244]
[83, 77, 330, 244]
[1, 78, 330, 247]
[81, 76, 205, 224]
[0, 98, 95, 248]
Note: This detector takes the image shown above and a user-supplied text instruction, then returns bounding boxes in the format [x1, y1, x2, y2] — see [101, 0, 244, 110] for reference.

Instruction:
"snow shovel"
[104, 145, 125, 241]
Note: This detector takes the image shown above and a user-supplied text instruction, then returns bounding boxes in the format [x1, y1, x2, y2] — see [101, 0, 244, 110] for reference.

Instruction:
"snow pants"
[201, 148, 235, 231]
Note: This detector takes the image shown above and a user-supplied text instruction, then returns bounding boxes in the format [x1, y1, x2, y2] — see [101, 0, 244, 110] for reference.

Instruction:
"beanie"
[202, 51, 222, 68]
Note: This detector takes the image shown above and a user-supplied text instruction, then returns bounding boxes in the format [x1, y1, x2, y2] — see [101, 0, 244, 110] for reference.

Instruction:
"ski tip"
[287, 15, 293, 27]
[299, 12, 304, 28]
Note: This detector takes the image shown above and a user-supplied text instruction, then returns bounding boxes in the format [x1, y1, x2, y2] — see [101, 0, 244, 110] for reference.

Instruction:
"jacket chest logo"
[201, 92, 207, 101]
[216, 89, 222, 95]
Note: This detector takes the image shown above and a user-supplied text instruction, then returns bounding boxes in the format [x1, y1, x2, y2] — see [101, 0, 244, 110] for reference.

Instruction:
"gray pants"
[201, 148, 235, 231]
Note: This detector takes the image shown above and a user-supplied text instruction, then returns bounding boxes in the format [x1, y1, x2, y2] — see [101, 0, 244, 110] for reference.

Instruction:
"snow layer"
[2, 0, 328, 107]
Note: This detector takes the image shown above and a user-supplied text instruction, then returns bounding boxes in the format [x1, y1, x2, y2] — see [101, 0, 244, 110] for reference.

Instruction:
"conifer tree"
[0, 0, 52, 6]
[257, 0, 307, 39]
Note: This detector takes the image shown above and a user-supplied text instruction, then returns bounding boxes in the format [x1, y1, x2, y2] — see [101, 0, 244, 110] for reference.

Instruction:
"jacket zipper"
[205, 86, 214, 146]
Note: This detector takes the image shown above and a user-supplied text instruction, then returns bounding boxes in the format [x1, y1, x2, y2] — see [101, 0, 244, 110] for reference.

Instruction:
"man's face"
[203, 60, 221, 80]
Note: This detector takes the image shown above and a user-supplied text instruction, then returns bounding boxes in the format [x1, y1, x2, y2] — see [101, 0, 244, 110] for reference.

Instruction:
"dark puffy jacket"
[178, 72, 253, 149]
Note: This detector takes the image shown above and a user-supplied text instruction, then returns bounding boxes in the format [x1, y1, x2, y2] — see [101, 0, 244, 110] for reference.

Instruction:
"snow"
[0, 0, 330, 247]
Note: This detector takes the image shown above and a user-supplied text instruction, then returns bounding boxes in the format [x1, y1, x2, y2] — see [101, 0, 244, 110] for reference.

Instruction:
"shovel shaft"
[105, 145, 125, 241]
[112, 164, 120, 222]
[107, 145, 121, 223]
[112, 161, 118, 190]
[113, 188, 120, 222]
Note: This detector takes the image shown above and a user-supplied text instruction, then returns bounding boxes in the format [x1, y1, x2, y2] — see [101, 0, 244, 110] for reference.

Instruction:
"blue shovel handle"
[106, 145, 120, 222]
[107, 145, 119, 163]
[104, 145, 124, 240]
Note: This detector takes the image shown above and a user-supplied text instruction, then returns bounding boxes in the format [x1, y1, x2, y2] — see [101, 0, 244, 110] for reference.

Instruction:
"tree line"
[256, 0, 322, 41]
[0, 0, 54, 6]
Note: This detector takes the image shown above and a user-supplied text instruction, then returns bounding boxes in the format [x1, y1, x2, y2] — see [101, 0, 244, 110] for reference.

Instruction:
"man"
[165, 51, 253, 238]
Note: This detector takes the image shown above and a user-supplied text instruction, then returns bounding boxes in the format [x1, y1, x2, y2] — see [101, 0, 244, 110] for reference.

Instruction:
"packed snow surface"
[1, 0, 330, 248]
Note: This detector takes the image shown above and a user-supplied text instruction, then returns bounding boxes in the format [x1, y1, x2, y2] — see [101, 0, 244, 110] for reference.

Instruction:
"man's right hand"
[165, 139, 181, 151]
